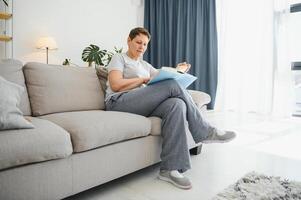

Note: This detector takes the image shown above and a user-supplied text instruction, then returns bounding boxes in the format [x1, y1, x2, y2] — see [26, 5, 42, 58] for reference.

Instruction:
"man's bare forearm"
[118, 78, 144, 91]
[111, 77, 145, 92]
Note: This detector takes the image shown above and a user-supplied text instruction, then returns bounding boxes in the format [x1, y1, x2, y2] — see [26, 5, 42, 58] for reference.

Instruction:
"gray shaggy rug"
[212, 172, 301, 200]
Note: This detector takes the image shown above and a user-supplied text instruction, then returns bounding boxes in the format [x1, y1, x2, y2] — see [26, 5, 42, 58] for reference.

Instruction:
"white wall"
[13, 0, 144, 65]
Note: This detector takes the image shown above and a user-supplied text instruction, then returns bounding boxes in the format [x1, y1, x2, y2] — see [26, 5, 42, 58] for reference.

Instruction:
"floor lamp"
[36, 37, 58, 64]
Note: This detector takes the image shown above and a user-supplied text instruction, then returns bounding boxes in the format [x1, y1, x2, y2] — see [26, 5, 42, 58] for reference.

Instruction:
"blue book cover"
[147, 67, 197, 88]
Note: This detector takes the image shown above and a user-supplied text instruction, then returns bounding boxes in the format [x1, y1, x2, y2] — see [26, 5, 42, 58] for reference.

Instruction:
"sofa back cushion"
[0, 59, 32, 116]
[24, 62, 105, 116]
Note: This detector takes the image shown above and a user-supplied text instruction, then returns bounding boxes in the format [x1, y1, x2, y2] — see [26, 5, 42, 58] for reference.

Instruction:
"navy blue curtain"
[144, 0, 218, 109]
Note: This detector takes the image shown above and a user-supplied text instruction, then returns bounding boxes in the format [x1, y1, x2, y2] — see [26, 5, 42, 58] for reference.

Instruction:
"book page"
[147, 67, 197, 88]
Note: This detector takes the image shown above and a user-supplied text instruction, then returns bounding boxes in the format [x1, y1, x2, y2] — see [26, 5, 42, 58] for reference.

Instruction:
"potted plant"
[105, 46, 123, 65]
[62, 58, 79, 67]
[82, 44, 122, 67]
[82, 44, 107, 67]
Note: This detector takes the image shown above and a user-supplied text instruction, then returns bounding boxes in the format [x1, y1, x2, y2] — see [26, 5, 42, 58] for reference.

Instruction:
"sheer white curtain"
[272, 0, 295, 117]
[215, 0, 294, 117]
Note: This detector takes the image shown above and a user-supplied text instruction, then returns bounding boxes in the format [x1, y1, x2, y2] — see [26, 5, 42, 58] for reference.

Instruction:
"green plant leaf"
[82, 44, 106, 66]
[114, 46, 123, 53]
[82, 44, 123, 67]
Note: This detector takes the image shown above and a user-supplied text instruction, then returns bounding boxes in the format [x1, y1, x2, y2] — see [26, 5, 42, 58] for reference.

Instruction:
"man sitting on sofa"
[105, 27, 236, 190]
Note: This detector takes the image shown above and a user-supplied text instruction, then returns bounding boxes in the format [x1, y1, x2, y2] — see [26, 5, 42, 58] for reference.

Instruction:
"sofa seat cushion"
[40, 110, 151, 152]
[149, 117, 162, 136]
[0, 117, 73, 170]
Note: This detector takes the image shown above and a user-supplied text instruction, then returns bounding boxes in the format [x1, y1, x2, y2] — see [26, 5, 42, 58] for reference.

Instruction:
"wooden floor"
[65, 111, 301, 200]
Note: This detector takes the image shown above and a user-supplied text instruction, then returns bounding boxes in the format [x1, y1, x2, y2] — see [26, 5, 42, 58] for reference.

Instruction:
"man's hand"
[176, 62, 191, 73]
[142, 77, 151, 84]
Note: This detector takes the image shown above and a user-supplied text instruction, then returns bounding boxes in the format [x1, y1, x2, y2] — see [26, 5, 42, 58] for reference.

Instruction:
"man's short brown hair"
[129, 27, 151, 40]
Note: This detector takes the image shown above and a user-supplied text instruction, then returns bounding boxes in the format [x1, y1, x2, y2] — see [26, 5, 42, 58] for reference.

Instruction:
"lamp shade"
[36, 37, 58, 50]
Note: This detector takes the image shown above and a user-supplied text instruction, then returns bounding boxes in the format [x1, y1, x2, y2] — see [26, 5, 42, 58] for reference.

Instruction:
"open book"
[147, 67, 197, 88]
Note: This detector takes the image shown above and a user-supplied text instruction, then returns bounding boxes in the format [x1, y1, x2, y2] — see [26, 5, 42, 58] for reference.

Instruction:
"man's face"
[127, 34, 149, 58]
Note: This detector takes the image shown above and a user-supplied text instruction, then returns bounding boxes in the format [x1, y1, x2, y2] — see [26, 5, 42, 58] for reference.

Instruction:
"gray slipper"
[202, 128, 236, 144]
[158, 170, 192, 190]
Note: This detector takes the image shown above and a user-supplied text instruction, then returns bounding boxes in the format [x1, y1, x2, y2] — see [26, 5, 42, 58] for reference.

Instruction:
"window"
[289, 0, 301, 115]
[289, 1, 301, 63]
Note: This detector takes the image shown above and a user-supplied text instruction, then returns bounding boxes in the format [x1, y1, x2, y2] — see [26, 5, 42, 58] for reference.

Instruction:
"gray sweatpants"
[105, 80, 211, 172]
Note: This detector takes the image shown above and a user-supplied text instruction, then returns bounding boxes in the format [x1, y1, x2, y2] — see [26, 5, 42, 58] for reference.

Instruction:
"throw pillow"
[95, 66, 108, 92]
[0, 76, 34, 130]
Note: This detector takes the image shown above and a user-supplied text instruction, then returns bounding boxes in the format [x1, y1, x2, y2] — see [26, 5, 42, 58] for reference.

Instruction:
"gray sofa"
[0, 60, 211, 200]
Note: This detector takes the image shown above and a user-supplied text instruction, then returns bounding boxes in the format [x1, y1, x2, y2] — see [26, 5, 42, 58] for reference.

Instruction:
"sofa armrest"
[187, 90, 211, 110]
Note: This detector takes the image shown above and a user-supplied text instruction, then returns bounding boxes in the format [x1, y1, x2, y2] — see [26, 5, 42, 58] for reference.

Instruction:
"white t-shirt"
[105, 53, 158, 101]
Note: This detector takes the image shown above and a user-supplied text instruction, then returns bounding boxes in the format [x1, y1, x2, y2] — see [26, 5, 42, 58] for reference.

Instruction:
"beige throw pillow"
[0, 76, 34, 130]
[95, 66, 108, 92]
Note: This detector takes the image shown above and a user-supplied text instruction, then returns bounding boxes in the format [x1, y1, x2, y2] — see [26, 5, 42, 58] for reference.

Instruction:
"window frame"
[290, 3, 301, 13]
[290, 3, 301, 69]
